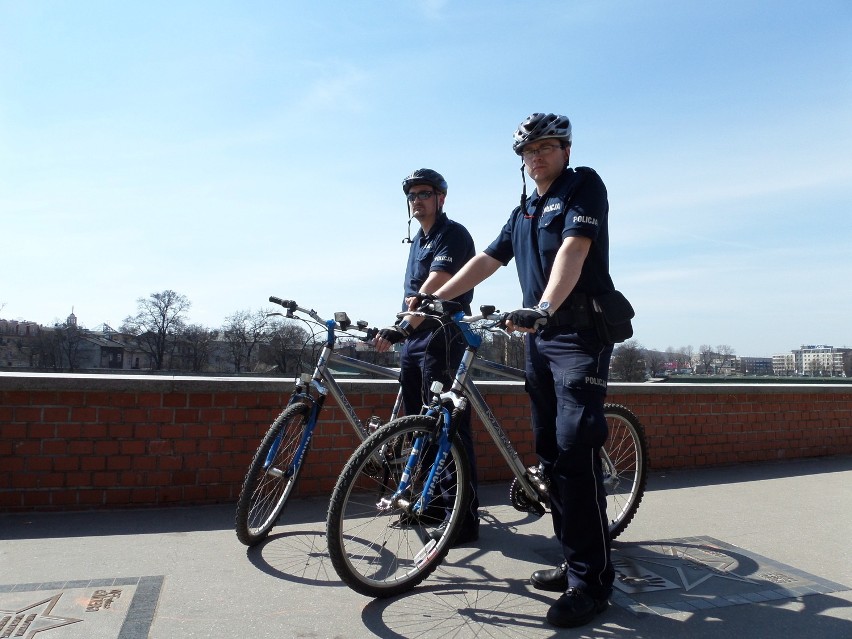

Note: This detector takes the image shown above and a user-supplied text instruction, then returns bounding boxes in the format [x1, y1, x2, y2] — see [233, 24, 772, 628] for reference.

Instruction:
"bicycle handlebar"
[268, 296, 378, 340]
[402, 300, 510, 334]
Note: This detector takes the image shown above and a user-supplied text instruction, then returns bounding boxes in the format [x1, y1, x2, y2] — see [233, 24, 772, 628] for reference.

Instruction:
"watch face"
[538, 302, 551, 314]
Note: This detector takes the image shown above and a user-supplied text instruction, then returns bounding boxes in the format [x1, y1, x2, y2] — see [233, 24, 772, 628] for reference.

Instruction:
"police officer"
[375, 168, 480, 545]
[432, 114, 615, 627]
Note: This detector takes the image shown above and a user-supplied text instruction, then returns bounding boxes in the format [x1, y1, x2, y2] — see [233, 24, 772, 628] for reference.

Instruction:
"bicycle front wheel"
[602, 403, 648, 539]
[326, 415, 471, 598]
[235, 402, 312, 546]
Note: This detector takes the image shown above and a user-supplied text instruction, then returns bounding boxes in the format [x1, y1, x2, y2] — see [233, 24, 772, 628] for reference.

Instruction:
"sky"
[1, 0, 850, 358]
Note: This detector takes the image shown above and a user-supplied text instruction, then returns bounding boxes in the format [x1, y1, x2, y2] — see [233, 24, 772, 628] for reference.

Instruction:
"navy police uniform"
[485, 166, 615, 600]
[400, 212, 479, 532]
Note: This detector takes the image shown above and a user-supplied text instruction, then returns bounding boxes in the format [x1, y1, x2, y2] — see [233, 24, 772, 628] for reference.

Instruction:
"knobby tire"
[602, 403, 648, 539]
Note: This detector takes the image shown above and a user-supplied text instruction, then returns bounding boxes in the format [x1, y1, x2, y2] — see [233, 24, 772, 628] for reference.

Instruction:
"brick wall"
[1, 372, 850, 511]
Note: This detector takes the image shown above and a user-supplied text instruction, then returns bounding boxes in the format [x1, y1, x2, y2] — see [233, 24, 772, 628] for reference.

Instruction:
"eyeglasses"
[406, 190, 435, 202]
[521, 143, 563, 159]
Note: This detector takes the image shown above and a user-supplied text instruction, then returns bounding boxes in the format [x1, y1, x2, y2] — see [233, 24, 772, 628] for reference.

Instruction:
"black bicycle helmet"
[512, 113, 572, 154]
[402, 168, 448, 194]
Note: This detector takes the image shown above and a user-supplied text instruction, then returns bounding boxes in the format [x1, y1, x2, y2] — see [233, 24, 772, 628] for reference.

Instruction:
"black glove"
[412, 292, 437, 304]
[507, 307, 549, 330]
[377, 321, 411, 344]
[410, 292, 439, 313]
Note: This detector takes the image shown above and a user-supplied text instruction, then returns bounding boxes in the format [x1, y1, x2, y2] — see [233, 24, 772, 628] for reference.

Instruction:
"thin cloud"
[291, 64, 370, 114]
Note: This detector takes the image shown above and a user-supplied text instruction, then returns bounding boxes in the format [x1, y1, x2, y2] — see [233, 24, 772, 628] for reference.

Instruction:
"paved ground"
[2, 455, 851, 639]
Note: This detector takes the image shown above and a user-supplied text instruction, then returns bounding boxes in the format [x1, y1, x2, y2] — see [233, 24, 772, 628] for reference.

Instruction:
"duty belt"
[548, 294, 594, 330]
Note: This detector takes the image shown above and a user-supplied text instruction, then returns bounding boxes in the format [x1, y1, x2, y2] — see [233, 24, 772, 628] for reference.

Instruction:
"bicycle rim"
[326, 415, 470, 598]
[602, 403, 648, 539]
[235, 402, 311, 546]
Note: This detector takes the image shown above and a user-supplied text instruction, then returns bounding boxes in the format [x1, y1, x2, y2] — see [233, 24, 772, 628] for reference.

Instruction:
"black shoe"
[427, 519, 479, 546]
[546, 587, 609, 628]
[530, 561, 568, 592]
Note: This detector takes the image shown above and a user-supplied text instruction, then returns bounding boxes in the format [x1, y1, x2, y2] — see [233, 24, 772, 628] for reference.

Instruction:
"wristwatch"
[535, 301, 554, 316]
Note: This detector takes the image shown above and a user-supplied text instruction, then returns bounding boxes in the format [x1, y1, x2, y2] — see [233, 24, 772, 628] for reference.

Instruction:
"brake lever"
[488, 315, 512, 338]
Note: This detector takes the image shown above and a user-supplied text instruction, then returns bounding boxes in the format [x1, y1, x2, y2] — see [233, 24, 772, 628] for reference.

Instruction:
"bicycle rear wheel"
[326, 415, 471, 598]
[602, 403, 648, 538]
[235, 402, 312, 546]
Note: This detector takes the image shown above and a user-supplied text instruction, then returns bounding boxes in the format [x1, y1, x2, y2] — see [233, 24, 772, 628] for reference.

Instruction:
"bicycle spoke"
[327, 415, 470, 598]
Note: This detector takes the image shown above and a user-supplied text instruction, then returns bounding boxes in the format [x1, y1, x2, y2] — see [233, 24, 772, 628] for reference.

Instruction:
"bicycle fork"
[376, 404, 453, 516]
[263, 393, 323, 478]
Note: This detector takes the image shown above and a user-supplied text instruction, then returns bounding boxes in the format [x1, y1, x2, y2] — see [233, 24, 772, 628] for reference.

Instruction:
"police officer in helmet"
[375, 168, 480, 546]
[432, 114, 617, 627]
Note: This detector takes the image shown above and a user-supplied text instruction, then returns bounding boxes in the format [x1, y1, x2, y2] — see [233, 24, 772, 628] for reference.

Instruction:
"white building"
[773, 345, 849, 377]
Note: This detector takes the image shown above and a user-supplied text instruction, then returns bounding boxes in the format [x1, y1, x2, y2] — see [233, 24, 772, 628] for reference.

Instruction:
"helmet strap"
[519, 162, 528, 214]
[402, 206, 414, 243]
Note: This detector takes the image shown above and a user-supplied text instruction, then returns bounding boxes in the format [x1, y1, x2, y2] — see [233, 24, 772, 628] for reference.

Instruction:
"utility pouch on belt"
[591, 290, 635, 345]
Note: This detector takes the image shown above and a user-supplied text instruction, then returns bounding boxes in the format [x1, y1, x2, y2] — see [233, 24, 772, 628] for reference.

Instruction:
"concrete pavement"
[2, 455, 851, 638]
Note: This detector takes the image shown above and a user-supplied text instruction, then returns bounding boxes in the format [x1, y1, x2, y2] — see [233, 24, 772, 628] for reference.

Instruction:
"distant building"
[772, 352, 796, 377]
[0, 319, 43, 367]
[773, 345, 849, 377]
[0, 313, 153, 371]
[736, 356, 773, 375]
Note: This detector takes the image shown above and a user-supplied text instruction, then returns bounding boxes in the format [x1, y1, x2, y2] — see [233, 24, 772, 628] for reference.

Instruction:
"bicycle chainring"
[509, 478, 548, 516]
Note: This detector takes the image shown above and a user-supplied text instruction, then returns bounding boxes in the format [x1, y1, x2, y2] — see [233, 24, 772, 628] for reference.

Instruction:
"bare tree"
[59, 322, 84, 371]
[32, 327, 63, 370]
[678, 345, 695, 371]
[611, 339, 646, 382]
[260, 318, 312, 375]
[644, 349, 667, 377]
[698, 344, 715, 374]
[121, 290, 191, 370]
[716, 344, 736, 374]
[222, 309, 270, 373]
[31, 321, 84, 371]
[179, 324, 216, 372]
[808, 358, 821, 377]
[662, 345, 695, 374]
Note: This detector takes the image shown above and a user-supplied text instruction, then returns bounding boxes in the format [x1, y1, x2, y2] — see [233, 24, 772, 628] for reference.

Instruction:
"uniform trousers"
[525, 326, 615, 599]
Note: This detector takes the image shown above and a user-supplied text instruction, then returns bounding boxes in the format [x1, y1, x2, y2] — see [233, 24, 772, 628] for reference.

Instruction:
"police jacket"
[484, 167, 614, 309]
[403, 212, 475, 314]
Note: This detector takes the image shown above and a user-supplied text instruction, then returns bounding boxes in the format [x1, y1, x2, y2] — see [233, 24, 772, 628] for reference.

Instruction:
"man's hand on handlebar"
[506, 307, 549, 333]
[374, 321, 412, 353]
[405, 292, 437, 312]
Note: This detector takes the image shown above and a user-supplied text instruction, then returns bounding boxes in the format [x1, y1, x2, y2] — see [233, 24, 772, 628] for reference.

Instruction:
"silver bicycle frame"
[319, 353, 404, 479]
[459, 354, 541, 500]
[314, 351, 402, 442]
[271, 301, 404, 444]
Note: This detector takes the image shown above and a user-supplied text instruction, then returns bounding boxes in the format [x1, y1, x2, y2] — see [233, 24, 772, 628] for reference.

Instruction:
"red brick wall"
[1, 374, 850, 511]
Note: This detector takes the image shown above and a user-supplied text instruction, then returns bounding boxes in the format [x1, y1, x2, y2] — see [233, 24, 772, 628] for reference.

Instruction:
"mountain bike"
[325, 301, 648, 598]
[235, 296, 403, 546]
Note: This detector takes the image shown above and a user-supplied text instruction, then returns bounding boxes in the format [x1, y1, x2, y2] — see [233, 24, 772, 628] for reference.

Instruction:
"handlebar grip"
[269, 297, 298, 313]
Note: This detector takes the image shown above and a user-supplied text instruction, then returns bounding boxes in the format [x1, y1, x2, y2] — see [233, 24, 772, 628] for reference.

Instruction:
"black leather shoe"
[530, 561, 568, 592]
[546, 587, 609, 628]
[428, 519, 479, 546]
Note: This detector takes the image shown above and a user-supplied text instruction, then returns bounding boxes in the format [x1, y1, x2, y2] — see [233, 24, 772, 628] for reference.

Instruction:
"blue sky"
[1, 0, 850, 357]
